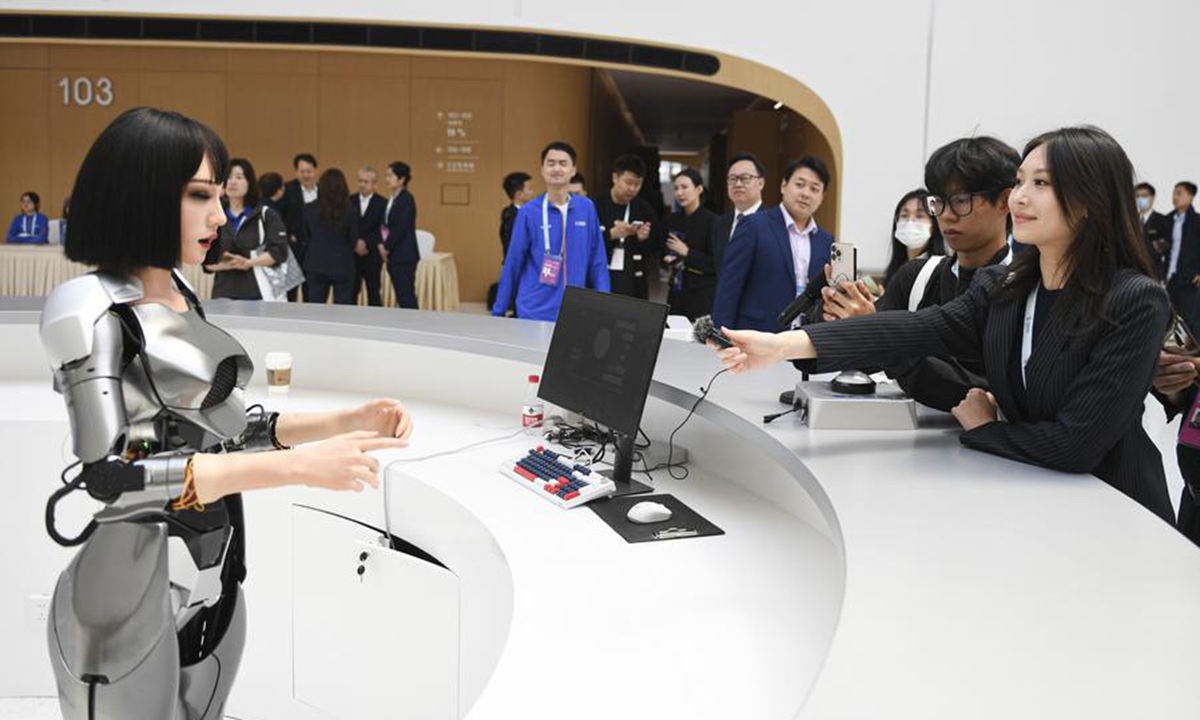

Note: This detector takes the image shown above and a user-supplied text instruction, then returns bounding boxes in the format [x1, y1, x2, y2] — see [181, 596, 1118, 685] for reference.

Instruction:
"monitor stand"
[598, 432, 654, 497]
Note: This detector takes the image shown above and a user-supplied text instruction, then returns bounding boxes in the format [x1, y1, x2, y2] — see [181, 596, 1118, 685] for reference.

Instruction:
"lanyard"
[542, 195, 569, 258]
[951, 246, 1013, 278]
[622, 203, 631, 224]
[1020, 284, 1038, 388]
[23, 215, 35, 235]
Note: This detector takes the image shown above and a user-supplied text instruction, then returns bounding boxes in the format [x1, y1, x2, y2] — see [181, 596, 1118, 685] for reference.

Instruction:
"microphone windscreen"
[692, 315, 715, 344]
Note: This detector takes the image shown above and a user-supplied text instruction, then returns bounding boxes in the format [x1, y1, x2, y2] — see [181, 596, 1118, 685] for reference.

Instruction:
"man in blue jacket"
[492, 141, 610, 322]
[712, 156, 834, 332]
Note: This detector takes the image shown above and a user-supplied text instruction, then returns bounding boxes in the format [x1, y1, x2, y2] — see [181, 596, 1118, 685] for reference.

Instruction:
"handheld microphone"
[776, 267, 829, 327]
[692, 315, 734, 348]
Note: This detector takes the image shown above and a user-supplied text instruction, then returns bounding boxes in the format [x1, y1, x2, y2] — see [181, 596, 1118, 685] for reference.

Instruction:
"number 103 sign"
[57, 77, 114, 107]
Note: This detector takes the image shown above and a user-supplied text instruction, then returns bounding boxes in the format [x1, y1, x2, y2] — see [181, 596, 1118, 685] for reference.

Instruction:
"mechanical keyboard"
[498, 446, 616, 509]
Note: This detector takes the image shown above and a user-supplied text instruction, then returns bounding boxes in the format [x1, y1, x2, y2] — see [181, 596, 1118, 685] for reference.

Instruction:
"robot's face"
[181, 156, 227, 266]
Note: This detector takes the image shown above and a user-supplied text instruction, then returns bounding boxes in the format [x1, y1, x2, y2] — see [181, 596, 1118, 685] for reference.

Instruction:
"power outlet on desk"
[26, 594, 51, 626]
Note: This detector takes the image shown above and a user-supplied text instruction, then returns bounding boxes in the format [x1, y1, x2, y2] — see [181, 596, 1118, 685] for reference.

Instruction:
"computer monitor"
[538, 287, 668, 496]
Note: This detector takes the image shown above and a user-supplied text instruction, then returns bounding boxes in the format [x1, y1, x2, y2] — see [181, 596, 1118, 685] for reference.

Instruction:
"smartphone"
[1165, 313, 1200, 356]
[828, 242, 857, 287]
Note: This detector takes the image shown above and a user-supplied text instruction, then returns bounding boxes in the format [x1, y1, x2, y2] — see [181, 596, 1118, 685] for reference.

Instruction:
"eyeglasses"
[726, 174, 762, 186]
[925, 189, 1003, 218]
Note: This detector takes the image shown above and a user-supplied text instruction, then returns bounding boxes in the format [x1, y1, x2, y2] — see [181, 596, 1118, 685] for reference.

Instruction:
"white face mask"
[1136, 196, 1152, 212]
[895, 220, 933, 249]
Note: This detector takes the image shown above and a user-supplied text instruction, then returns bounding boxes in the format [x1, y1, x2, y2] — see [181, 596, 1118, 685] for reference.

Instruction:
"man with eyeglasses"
[820, 136, 1020, 411]
[712, 153, 767, 273]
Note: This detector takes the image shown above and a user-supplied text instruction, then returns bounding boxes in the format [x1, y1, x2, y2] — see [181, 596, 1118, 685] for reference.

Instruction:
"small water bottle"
[522, 374, 545, 432]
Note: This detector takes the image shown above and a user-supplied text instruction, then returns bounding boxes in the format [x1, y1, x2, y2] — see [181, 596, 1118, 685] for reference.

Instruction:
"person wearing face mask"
[819, 137, 1019, 411]
[884, 188, 945, 288]
[594, 154, 659, 299]
[1135, 182, 1171, 280]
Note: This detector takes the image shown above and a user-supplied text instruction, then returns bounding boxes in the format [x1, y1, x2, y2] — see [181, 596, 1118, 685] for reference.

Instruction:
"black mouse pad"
[588, 493, 724, 543]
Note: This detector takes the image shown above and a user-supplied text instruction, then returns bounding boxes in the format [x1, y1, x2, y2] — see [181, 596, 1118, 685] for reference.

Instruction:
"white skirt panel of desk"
[1, 298, 1198, 719]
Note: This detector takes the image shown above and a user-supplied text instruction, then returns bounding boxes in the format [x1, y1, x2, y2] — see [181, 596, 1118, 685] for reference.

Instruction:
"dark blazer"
[500, 203, 519, 259]
[802, 267, 1174, 523]
[300, 202, 357, 280]
[712, 205, 834, 332]
[280, 179, 313, 240]
[353, 193, 388, 256]
[1166, 208, 1200, 285]
[711, 202, 763, 273]
[384, 190, 419, 265]
[1142, 210, 1172, 279]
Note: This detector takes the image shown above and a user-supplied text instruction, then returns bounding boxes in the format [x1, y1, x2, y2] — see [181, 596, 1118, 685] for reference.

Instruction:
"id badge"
[610, 245, 626, 272]
[540, 255, 562, 286]
[1179, 391, 1200, 450]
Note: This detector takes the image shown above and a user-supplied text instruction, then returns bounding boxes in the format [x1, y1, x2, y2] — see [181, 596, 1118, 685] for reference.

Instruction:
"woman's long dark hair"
[884, 188, 945, 285]
[995, 126, 1156, 323]
[317, 168, 350, 227]
[224, 157, 259, 210]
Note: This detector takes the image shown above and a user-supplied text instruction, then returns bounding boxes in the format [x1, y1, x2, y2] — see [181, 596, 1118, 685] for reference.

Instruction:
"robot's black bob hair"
[65, 107, 230, 275]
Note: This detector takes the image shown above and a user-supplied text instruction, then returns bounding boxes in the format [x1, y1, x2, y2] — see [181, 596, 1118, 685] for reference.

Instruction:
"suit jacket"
[384, 190, 419, 265]
[353, 193, 388, 266]
[1165, 208, 1200, 286]
[300, 203, 357, 280]
[711, 203, 763, 273]
[711, 205, 834, 332]
[500, 203, 519, 259]
[802, 267, 1173, 523]
[280, 179, 315, 241]
[1142, 210, 1171, 279]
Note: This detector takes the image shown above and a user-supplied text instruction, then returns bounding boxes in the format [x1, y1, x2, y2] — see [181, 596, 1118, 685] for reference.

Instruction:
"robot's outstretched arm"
[41, 277, 191, 541]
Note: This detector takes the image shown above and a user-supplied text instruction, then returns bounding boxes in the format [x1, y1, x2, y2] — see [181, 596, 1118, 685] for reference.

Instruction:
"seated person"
[6, 191, 49, 244]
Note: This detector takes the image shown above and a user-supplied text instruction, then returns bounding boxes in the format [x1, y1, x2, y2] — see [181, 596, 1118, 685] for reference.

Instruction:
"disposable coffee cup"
[264, 352, 293, 394]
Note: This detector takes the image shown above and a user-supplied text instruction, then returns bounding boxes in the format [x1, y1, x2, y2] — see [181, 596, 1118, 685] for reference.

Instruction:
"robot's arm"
[221, 408, 285, 453]
[41, 276, 190, 533]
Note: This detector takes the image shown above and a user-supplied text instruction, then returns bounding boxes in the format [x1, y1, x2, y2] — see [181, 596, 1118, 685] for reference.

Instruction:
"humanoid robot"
[41, 269, 280, 719]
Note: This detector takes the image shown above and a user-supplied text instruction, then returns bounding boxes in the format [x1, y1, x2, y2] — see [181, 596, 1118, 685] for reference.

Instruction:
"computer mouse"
[626, 501, 672, 524]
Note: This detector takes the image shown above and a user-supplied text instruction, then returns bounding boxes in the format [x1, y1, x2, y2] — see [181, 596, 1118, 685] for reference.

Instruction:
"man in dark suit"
[491, 171, 534, 312]
[279, 153, 318, 300]
[1165, 181, 1200, 332]
[381, 161, 419, 309]
[712, 156, 834, 332]
[351, 166, 388, 307]
[1136, 182, 1171, 279]
[712, 152, 766, 274]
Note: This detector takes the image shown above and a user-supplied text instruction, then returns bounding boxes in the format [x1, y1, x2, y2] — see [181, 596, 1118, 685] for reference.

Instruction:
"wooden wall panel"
[728, 110, 783, 206]
[502, 61, 592, 194]
[315, 75, 411, 182]
[48, 70, 140, 217]
[410, 77, 503, 295]
[0, 70, 51, 221]
[227, 49, 317, 76]
[319, 52, 410, 78]
[50, 45, 139, 71]
[139, 72, 227, 137]
[138, 46, 225, 74]
[0, 43, 49, 70]
[225, 74, 319, 178]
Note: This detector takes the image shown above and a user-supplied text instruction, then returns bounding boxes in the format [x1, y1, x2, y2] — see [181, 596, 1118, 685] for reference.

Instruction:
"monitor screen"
[538, 287, 668, 438]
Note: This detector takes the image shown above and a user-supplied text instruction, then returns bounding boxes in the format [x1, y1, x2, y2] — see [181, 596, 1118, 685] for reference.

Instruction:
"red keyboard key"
[514, 466, 537, 482]
[563, 491, 580, 501]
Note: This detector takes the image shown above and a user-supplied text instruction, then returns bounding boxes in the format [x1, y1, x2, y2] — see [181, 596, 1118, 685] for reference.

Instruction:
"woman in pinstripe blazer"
[716, 127, 1174, 524]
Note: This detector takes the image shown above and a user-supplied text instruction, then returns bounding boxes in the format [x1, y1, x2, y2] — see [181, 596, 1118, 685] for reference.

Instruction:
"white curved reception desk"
[2, 298, 1199, 720]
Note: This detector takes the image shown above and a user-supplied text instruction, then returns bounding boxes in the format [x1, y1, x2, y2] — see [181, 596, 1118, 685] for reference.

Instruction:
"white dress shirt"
[302, 184, 318, 204]
[1169, 211, 1187, 280]
[783, 208, 817, 293]
[359, 193, 374, 215]
[729, 199, 763, 239]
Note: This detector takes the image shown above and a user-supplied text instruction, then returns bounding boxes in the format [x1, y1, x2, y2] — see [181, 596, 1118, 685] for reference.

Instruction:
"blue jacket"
[712, 205, 834, 332]
[6, 213, 49, 244]
[492, 193, 611, 322]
